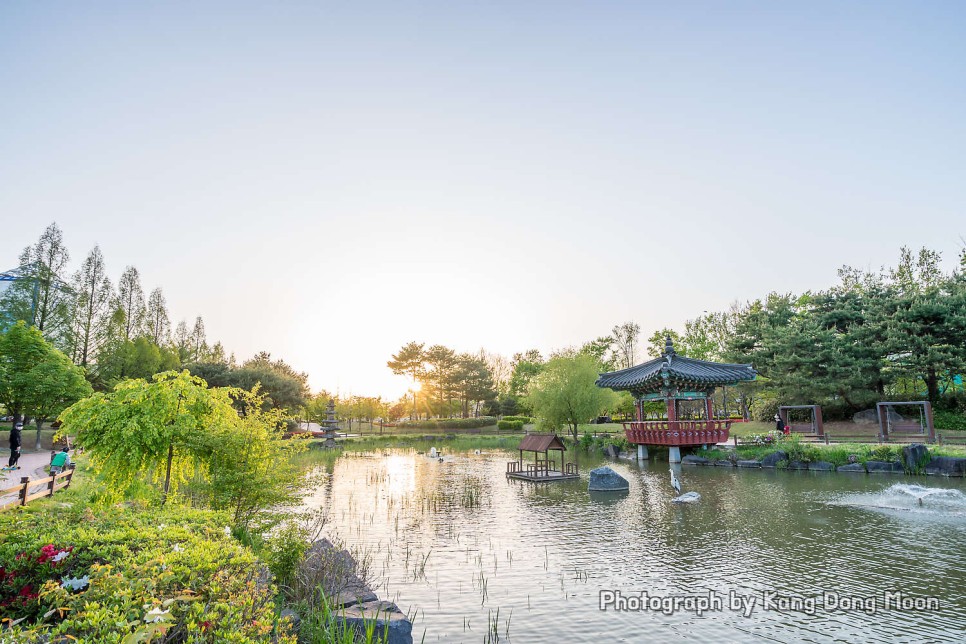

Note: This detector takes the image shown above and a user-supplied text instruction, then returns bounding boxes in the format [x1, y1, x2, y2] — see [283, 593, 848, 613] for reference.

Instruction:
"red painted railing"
[624, 420, 731, 446]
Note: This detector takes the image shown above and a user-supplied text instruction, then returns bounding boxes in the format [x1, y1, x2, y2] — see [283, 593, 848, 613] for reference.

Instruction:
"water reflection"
[305, 449, 966, 643]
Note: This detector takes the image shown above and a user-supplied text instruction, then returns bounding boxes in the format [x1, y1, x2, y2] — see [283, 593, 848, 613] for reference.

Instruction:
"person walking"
[6, 420, 23, 470]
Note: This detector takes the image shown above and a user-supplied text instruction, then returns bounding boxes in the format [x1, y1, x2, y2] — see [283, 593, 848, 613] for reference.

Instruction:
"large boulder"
[761, 451, 788, 468]
[787, 461, 809, 470]
[682, 455, 709, 465]
[603, 444, 621, 459]
[837, 463, 866, 473]
[588, 466, 629, 491]
[866, 460, 904, 473]
[902, 444, 929, 473]
[737, 460, 761, 468]
[809, 461, 834, 471]
[714, 460, 735, 467]
[338, 600, 413, 644]
[925, 456, 966, 477]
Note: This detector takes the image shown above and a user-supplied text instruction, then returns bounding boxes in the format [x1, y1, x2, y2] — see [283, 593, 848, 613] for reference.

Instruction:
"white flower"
[144, 607, 170, 623]
[61, 575, 89, 591]
[172, 544, 184, 553]
[223, 526, 231, 536]
[51, 551, 70, 563]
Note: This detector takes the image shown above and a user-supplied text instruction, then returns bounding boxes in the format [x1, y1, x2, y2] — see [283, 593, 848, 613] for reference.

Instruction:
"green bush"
[397, 416, 496, 430]
[501, 416, 533, 424]
[497, 419, 524, 430]
[0, 503, 295, 643]
[935, 410, 966, 431]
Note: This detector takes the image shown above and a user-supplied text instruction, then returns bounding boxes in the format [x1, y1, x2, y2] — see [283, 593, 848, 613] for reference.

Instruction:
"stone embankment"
[287, 538, 414, 644]
[681, 444, 966, 477]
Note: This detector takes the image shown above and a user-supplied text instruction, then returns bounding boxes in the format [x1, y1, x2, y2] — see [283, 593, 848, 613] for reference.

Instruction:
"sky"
[2, 1, 964, 400]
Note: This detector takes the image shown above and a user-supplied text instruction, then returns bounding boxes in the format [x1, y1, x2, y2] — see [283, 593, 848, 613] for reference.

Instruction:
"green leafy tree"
[423, 345, 458, 416]
[194, 387, 308, 531]
[0, 321, 91, 447]
[145, 287, 170, 346]
[231, 352, 309, 413]
[117, 266, 146, 343]
[509, 349, 544, 399]
[646, 328, 683, 358]
[67, 245, 114, 369]
[387, 341, 425, 419]
[1, 223, 72, 344]
[528, 354, 618, 441]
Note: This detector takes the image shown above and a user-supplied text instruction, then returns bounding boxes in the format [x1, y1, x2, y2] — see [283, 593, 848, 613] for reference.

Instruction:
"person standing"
[7, 420, 23, 470]
[774, 413, 784, 433]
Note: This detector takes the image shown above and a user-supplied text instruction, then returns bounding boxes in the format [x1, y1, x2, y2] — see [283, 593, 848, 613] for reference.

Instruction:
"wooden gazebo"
[596, 338, 757, 462]
[506, 433, 579, 482]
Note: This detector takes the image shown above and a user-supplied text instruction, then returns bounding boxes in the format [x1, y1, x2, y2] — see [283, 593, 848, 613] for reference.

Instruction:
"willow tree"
[527, 354, 617, 441]
[58, 370, 239, 503]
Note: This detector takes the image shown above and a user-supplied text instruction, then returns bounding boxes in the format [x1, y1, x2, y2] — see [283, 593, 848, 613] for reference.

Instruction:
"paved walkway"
[1, 451, 54, 505]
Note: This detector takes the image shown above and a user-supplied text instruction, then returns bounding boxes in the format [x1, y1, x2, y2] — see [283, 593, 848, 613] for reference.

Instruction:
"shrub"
[934, 410, 966, 432]
[396, 416, 496, 430]
[497, 419, 524, 430]
[501, 416, 533, 424]
[0, 503, 295, 643]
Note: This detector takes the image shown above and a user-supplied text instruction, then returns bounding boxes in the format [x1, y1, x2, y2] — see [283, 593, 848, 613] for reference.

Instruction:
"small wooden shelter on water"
[506, 433, 579, 482]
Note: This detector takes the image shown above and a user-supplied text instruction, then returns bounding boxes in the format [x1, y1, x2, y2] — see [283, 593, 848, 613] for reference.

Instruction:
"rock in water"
[672, 492, 701, 504]
[603, 444, 621, 459]
[588, 466, 629, 491]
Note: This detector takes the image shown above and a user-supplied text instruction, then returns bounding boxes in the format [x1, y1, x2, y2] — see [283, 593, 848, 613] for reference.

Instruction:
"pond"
[303, 449, 966, 642]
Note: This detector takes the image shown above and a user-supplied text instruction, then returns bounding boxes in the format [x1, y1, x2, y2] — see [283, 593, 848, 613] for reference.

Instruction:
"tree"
[232, 352, 309, 413]
[1, 223, 72, 344]
[67, 245, 114, 369]
[387, 341, 425, 419]
[173, 320, 192, 363]
[527, 354, 617, 441]
[117, 266, 146, 342]
[0, 321, 91, 447]
[579, 336, 617, 372]
[145, 287, 171, 346]
[452, 353, 496, 417]
[58, 371, 306, 524]
[646, 328, 682, 358]
[190, 316, 208, 362]
[423, 344, 458, 417]
[509, 350, 544, 399]
[611, 321, 640, 369]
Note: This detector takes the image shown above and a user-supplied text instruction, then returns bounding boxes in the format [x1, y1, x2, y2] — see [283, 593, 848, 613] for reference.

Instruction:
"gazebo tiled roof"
[596, 338, 756, 395]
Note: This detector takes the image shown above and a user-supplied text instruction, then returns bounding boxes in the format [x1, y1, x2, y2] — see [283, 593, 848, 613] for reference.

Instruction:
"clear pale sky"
[2, 1, 964, 399]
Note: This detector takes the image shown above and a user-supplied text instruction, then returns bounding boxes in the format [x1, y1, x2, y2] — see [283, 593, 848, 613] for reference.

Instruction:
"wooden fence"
[0, 466, 75, 511]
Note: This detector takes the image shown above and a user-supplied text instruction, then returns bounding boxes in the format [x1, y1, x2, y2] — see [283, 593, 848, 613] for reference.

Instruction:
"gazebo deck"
[506, 461, 580, 482]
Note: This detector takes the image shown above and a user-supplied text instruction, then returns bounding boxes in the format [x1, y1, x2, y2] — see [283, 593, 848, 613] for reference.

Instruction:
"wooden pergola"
[596, 337, 757, 463]
[877, 401, 935, 443]
[506, 433, 579, 482]
[779, 405, 824, 437]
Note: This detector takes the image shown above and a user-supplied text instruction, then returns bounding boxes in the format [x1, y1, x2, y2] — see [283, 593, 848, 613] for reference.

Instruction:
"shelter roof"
[517, 433, 567, 452]
[596, 338, 756, 393]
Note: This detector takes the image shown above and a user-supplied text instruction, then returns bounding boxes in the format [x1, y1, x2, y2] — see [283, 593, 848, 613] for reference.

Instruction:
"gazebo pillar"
[637, 444, 649, 460]
[705, 397, 714, 425]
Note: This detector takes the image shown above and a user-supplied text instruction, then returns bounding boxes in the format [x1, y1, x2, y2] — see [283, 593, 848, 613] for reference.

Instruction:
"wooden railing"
[0, 467, 74, 511]
[624, 420, 731, 446]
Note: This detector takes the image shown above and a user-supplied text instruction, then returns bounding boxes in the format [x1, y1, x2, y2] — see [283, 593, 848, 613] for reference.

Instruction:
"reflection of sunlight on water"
[384, 454, 416, 496]
[309, 449, 966, 643]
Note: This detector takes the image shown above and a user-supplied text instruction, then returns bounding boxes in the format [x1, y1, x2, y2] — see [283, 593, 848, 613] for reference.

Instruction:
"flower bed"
[0, 503, 295, 643]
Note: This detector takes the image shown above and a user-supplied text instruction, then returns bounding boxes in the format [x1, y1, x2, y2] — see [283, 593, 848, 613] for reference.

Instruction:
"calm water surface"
[303, 449, 966, 643]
